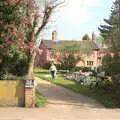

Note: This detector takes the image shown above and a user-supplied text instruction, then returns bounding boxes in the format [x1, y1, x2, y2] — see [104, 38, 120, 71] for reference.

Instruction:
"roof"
[99, 48, 110, 53]
[41, 40, 99, 50]
[40, 40, 99, 56]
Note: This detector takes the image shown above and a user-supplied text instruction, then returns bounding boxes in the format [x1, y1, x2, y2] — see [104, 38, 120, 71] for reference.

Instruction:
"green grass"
[35, 88, 47, 107]
[34, 68, 120, 108]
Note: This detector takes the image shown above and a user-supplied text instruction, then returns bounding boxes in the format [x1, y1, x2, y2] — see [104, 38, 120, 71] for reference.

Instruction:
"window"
[87, 61, 93, 66]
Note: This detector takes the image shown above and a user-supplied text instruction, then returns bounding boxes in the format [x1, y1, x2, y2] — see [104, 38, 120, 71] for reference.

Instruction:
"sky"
[43, 0, 114, 40]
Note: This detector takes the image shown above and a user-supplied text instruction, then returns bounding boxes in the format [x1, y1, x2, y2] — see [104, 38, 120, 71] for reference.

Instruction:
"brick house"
[35, 31, 108, 68]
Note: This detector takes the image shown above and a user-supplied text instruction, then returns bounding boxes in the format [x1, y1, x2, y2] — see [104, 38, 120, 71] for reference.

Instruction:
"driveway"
[35, 77, 103, 108]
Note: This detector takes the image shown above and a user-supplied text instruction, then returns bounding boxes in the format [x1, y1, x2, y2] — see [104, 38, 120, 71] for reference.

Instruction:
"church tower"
[52, 30, 58, 41]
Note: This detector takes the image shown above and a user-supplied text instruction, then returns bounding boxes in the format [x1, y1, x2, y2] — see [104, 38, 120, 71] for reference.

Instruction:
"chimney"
[92, 32, 96, 42]
[52, 30, 58, 41]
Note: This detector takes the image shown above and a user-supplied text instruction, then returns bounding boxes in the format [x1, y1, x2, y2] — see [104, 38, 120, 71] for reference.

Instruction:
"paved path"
[0, 77, 120, 120]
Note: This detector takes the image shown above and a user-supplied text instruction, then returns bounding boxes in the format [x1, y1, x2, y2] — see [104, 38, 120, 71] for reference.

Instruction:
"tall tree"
[99, 0, 120, 82]
[98, 0, 120, 53]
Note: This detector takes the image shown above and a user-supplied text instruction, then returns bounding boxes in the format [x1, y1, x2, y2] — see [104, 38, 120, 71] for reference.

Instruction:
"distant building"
[35, 31, 109, 68]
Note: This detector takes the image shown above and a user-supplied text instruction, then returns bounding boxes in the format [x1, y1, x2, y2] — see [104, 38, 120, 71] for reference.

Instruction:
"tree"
[58, 44, 89, 71]
[102, 54, 113, 76]
[0, 0, 64, 78]
[98, 0, 120, 53]
[82, 34, 90, 41]
[0, 0, 29, 76]
[102, 54, 120, 77]
[99, 0, 120, 84]
[58, 54, 79, 71]
[23, 0, 64, 78]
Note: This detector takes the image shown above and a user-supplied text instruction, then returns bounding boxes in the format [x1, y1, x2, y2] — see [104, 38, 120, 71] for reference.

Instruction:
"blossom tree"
[0, 0, 64, 78]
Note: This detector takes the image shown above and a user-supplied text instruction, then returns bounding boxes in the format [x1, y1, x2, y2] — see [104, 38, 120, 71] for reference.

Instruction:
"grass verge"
[35, 88, 47, 107]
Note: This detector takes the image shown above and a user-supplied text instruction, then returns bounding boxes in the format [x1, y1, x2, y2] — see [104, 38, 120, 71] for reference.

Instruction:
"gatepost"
[24, 78, 35, 107]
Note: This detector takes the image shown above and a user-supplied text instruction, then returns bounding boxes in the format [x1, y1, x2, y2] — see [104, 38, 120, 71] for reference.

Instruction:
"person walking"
[49, 63, 57, 79]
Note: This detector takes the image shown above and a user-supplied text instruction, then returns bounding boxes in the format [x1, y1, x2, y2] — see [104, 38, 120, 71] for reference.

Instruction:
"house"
[35, 31, 107, 68]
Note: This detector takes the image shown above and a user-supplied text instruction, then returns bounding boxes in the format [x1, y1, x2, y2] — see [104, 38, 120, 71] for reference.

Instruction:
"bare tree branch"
[35, 5, 53, 37]
[35, 0, 64, 37]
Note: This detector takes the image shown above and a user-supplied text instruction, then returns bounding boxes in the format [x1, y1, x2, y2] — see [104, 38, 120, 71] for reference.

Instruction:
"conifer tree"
[98, 0, 120, 53]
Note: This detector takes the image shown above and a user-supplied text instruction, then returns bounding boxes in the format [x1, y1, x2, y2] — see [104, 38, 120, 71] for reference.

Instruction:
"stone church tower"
[52, 30, 58, 41]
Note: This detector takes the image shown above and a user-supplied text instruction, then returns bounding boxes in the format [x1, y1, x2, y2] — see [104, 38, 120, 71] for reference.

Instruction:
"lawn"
[34, 68, 120, 108]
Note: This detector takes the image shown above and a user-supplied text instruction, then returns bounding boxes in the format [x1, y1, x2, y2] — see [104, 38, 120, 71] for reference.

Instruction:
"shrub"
[112, 74, 120, 87]
[58, 54, 78, 71]
[55, 64, 62, 70]
[42, 62, 51, 69]
[102, 54, 120, 76]
[10, 59, 28, 76]
[0, 51, 29, 77]
[75, 66, 91, 72]
[0, 71, 8, 80]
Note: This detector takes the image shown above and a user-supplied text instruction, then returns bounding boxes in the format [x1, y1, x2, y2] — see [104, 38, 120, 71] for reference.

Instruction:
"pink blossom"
[20, 16, 30, 25]
[0, 20, 3, 24]
[5, 40, 12, 45]
[6, 0, 22, 6]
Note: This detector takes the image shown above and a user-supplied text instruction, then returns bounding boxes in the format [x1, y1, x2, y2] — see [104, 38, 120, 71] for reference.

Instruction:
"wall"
[0, 80, 24, 107]
[83, 50, 99, 67]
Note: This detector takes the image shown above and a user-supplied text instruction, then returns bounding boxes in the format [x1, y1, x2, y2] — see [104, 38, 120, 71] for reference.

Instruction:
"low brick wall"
[0, 80, 24, 107]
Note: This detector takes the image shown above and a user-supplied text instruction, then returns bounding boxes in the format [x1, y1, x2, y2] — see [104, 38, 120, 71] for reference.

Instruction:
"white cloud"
[57, 0, 101, 24]
[62, 7, 92, 24]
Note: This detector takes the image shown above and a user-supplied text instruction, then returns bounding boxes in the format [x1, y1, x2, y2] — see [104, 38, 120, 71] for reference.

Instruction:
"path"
[0, 77, 120, 120]
[35, 77, 103, 108]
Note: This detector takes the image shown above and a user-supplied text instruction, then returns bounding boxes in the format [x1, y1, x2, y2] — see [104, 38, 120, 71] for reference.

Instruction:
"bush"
[0, 51, 29, 77]
[90, 54, 120, 108]
[0, 71, 8, 80]
[55, 64, 62, 70]
[10, 59, 28, 76]
[58, 54, 78, 71]
[75, 66, 91, 72]
[91, 77, 120, 108]
[112, 74, 120, 87]
[102, 54, 120, 76]
[42, 62, 51, 69]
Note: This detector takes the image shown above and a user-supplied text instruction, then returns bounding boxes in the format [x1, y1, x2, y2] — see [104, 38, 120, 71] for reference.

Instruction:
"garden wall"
[0, 80, 24, 107]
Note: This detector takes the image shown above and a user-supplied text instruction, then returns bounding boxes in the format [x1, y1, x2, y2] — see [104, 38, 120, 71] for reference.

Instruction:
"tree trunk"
[26, 51, 36, 79]
[26, 31, 36, 79]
